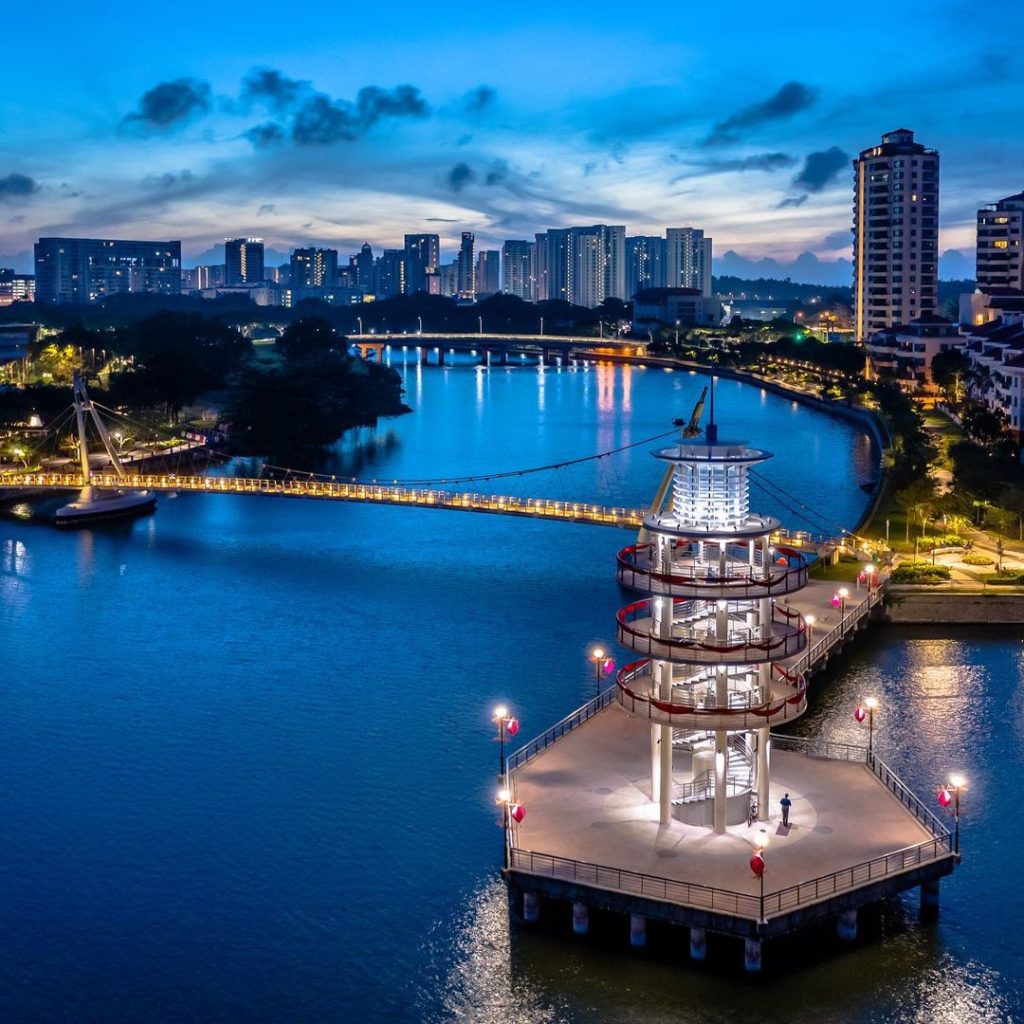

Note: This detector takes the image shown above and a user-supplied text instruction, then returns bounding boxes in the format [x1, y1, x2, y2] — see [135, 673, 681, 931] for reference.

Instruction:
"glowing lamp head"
[865, 697, 879, 711]
[838, 587, 850, 600]
[949, 773, 966, 790]
[804, 614, 816, 627]
[496, 788, 511, 804]
[591, 646, 605, 662]
[493, 705, 509, 721]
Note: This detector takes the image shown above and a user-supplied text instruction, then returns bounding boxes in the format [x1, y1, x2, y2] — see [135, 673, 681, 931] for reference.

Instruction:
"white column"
[757, 727, 770, 821]
[714, 729, 727, 834]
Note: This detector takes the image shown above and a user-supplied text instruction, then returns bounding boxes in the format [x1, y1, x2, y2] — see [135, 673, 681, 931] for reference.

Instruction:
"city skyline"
[1, 1, 1022, 283]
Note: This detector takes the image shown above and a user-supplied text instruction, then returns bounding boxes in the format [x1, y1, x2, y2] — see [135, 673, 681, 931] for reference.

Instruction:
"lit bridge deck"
[0, 472, 646, 529]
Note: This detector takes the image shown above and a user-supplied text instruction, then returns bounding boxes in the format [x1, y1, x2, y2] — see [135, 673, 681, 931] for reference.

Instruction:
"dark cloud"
[792, 146, 848, 192]
[777, 195, 808, 208]
[673, 152, 796, 181]
[142, 170, 193, 190]
[241, 68, 306, 111]
[704, 82, 818, 145]
[0, 173, 40, 201]
[122, 78, 211, 131]
[447, 162, 475, 192]
[245, 122, 286, 148]
[257, 203, 276, 215]
[822, 230, 851, 249]
[287, 85, 428, 145]
[463, 85, 497, 113]
[485, 159, 509, 186]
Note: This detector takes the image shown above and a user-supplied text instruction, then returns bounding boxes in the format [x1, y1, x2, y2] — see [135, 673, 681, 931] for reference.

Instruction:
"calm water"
[1, 362, 1019, 1023]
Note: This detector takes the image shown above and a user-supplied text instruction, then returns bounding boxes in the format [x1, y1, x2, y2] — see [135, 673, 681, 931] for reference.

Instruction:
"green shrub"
[962, 553, 994, 566]
[918, 534, 965, 551]
[890, 562, 952, 585]
[983, 571, 1024, 586]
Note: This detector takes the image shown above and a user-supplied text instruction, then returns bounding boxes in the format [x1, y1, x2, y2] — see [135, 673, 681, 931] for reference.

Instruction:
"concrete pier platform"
[506, 704, 954, 941]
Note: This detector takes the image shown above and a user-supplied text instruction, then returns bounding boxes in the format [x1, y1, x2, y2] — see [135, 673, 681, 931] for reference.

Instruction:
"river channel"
[0, 361, 1019, 1023]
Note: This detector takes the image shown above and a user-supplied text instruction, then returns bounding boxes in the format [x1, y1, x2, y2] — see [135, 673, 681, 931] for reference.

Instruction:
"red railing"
[617, 542, 809, 598]
[616, 598, 806, 661]
[614, 658, 807, 724]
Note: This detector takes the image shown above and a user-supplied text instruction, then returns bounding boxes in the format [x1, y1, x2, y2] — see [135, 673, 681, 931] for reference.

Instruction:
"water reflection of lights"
[428, 878, 560, 1024]
[596, 363, 615, 414]
[2, 538, 31, 575]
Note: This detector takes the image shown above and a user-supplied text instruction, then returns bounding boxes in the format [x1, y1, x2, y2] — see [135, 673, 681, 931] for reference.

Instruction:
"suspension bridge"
[0, 374, 854, 546]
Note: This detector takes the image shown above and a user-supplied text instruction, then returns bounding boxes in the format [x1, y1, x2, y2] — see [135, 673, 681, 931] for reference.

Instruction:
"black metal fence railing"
[505, 686, 617, 773]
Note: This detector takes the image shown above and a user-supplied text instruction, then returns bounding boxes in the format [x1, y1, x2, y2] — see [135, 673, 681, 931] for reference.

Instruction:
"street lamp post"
[590, 645, 607, 695]
[539, 317, 544, 336]
[493, 705, 513, 774]
[948, 773, 966, 855]
[865, 696, 878, 758]
[357, 316, 363, 335]
[804, 614, 815, 644]
[838, 586, 849, 633]
[417, 316, 423, 335]
[478, 315, 483, 335]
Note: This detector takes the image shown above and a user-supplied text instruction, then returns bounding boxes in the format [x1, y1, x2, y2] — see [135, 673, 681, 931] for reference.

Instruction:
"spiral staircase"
[614, 408, 810, 832]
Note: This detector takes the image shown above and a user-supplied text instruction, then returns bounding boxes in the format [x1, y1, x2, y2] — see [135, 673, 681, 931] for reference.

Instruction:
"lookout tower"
[613, 395, 810, 832]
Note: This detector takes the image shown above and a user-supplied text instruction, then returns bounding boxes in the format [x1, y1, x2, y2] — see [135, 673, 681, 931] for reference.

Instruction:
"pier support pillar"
[757, 727, 770, 822]
[572, 901, 589, 936]
[629, 914, 646, 948]
[523, 892, 540, 923]
[650, 723, 661, 806]
[920, 880, 940, 918]
[837, 909, 858, 941]
[689, 927, 707, 961]
[743, 937, 763, 972]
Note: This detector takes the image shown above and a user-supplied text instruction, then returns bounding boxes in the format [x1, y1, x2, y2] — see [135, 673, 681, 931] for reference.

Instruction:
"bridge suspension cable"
[257, 428, 680, 488]
[749, 469, 854, 540]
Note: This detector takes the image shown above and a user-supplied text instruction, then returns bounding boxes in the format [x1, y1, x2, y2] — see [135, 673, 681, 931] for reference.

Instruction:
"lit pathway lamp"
[854, 697, 879, 760]
[492, 705, 519, 775]
[838, 587, 849, 633]
[864, 563, 878, 592]
[941, 773, 967, 855]
[804, 614, 816, 644]
[589, 645, 612, 695]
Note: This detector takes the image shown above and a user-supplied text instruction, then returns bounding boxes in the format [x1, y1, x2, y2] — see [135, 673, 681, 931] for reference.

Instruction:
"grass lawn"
[809, 558, 872, 582]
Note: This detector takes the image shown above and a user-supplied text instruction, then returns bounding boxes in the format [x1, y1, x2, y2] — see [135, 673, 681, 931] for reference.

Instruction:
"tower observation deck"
[614, 416, 809, 832]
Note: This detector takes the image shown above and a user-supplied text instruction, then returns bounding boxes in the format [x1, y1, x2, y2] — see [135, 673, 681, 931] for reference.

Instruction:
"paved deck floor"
[511, 704, 933, 899]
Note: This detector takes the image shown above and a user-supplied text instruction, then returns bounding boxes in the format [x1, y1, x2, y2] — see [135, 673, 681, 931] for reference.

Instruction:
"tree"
[277, 317, 340, 360]
[894, 477, 936, 541]
[930, 349, 971, 406]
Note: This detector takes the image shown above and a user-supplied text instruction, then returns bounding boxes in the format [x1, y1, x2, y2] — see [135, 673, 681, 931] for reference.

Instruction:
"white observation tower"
[614, 386, 810, 833]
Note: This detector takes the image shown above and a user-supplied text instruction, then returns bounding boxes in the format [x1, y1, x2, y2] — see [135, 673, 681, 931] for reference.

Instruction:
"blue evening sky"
[1, 0, 1021, 282]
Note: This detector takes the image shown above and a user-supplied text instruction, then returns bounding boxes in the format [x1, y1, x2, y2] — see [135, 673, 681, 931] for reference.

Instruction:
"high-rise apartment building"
[375, 249, 407, 298]
[853, 129, 939, 340]
[476, 250, 500, 298]
[350, 243, 374, 291]
[626, 236, 667, 296]
[34, 237, 181, 304]
[533, 225, 625, 307]
[976, 192, 1024, 292]
[502, 240, 534, 300]
[290, 248, 339, 294]
[403, 234, 440, 294]
[457, 232, 476, 300]
[666, 228, 711, 297]
[225, 238, 265, 286]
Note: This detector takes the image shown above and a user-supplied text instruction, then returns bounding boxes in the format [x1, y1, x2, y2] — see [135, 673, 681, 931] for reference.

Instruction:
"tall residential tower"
[853, 129, 939, 341]
[976, 192, 1024, 292]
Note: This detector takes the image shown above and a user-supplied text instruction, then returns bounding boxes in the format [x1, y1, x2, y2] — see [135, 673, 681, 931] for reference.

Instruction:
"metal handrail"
[505, 686, 618, 773]
[768, 733, 949, 839]
[509, 829, 953, 922]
